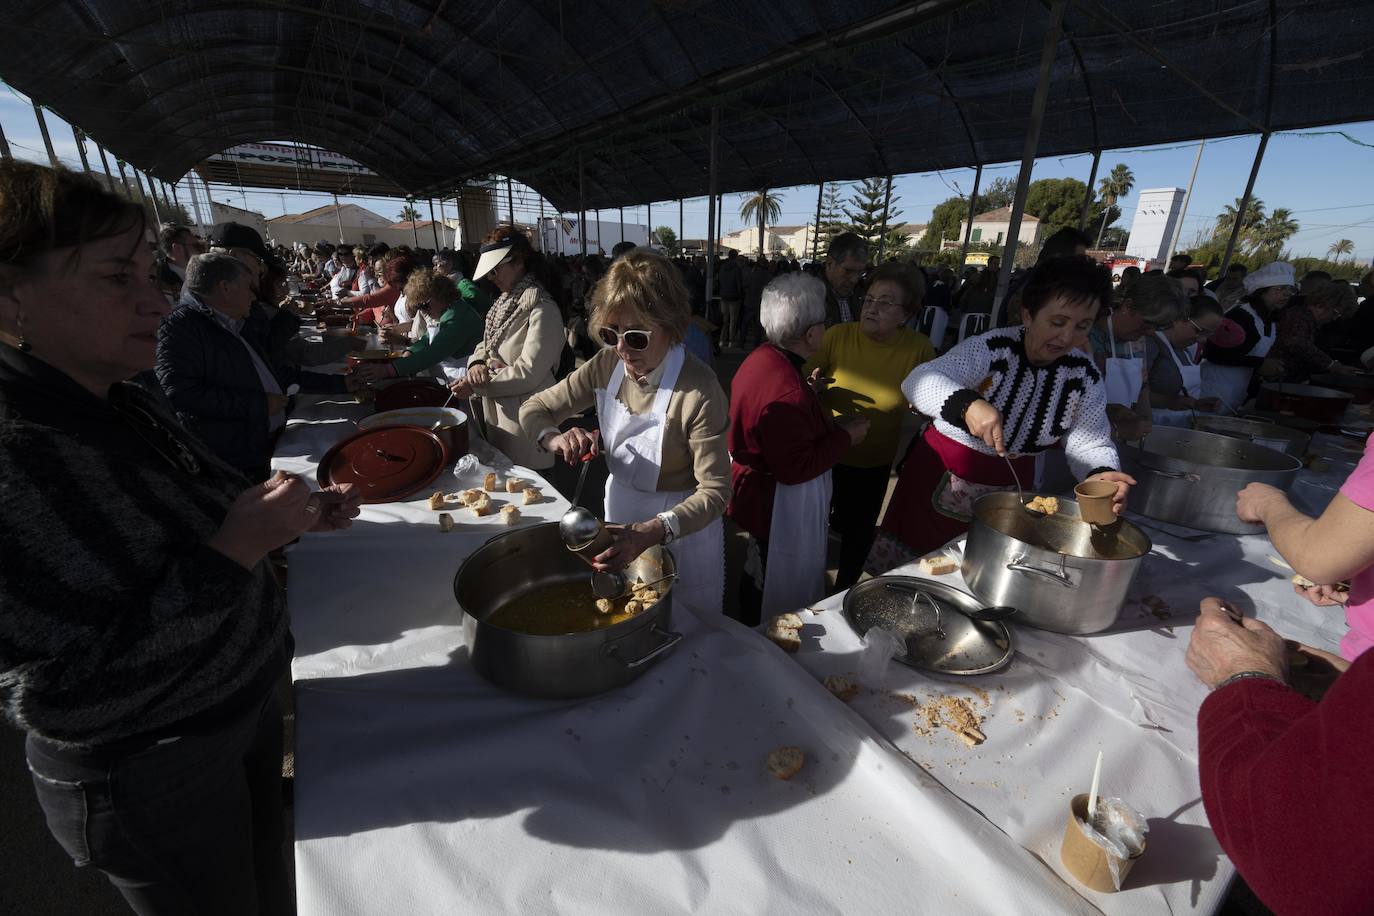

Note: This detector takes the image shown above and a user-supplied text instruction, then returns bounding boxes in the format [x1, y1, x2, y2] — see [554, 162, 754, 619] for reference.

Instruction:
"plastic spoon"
[1087, 750, 1104, 824]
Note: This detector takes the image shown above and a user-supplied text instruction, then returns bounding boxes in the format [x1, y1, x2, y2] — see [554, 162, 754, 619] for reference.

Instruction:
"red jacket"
[1198, 652, 1374, 915]
[727, 344, 849, 542]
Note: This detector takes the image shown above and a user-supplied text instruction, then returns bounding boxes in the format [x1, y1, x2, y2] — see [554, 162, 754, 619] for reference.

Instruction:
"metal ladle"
[1003, 452, 1047, 517]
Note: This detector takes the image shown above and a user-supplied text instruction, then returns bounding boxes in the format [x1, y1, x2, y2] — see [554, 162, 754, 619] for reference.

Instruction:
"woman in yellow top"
[803, 261, 935, 589]
[520, 250, 731, 615]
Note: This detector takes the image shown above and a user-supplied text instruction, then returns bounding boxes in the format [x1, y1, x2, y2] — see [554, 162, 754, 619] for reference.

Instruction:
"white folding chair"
[958, 312, 989, 343]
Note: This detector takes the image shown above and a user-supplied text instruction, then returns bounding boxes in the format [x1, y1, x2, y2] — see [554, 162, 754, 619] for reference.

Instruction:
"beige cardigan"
[519, 347, 731, 536]
[469, 279, 564, 469]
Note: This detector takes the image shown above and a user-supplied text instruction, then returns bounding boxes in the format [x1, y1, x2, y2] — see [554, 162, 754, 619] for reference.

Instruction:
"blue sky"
[4, 84, 1371, 263]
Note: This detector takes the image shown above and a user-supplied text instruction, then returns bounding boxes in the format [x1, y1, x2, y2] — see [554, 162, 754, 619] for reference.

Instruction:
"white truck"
[537, 216, 650, 256]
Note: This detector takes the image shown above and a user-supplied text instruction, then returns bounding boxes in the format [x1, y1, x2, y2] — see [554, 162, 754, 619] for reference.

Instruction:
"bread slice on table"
[500, 505, 520, 525]
[822, 675, 861, 702]
[428, 491, 447, 510]
[765, 621, 801, 653]
[522, 487, 542, 505]
[483, 472, 498, 491]
[470, 496, 493, 518]
[766, 746, 805, 780]
[437, 513, 455, 533]
[918, 553, 959, 576]
[505, 477, 524, 493]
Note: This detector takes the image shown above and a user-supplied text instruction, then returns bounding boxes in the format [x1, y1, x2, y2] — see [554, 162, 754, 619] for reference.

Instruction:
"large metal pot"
[1120, 427, 1302, 534]
[454, 523, 680, 698]
[962, 493, 1151, 635]
[1189, 415, 1310, 458]
[1310, 372, 1374, 405]
[358, 405, 470, 458]
[1257, 383, 1353, 424]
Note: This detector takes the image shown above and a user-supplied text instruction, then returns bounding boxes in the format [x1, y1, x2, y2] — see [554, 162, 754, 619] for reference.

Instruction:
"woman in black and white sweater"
[869, 256, 1135, 570]
[0, 161, 361, 915]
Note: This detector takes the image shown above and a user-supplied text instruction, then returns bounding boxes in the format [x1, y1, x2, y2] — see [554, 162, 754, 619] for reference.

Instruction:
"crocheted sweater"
[0, 345, 287, 747]
[902, 326, 1119, 480]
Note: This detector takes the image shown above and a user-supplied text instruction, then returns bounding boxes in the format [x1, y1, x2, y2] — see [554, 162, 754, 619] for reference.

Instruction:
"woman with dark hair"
[0, 161, 360, 913]
[1202, 261, 1296, 408]
[869, 256, 1134, 569]
[1144, 294, 1224, 425]
[449, 226, 565, 469]
[347, 251, 418, 328]
[1087, 272, 1188, 441]
[1271, 278, 1359, 383]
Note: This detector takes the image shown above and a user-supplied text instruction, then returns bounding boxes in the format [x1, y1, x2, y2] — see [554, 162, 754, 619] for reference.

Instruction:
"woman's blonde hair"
[590, 250, 689, 344]
[402, 267, 461, 313]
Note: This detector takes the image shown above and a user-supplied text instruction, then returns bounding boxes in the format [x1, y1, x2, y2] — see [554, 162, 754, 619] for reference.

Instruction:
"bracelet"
[468, 359, 487, 369]
[1214, 670, 1284, 691]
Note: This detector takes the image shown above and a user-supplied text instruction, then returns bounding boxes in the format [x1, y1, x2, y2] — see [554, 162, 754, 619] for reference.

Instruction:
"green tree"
[843, 177, 902, 248]
[653, 225, 680, 255]
[979, 176, 1017, 211]
[1214, 197, 1266, 242]
[881, 227, 914, 262]
[739, 189, 782, 257]
[1328, 238, 1355, 263]
[1249, 208, 1299, 258]
[1025, 177, 1117, 237]
[815, 182, 848, 255]
[397, 204, 422, 222]
[1094, 164, 1135, 249]
[918, 196, 970, 251]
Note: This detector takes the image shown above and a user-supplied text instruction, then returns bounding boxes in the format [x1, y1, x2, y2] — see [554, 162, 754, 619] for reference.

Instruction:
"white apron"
[1103, 315, 1144, 408]
[1201, 302, 1275, 410]
[425, 318, 471, 383]
[596, 345, 725, 615]
[1151, 331, 1205, 427]
[761, 473, 832, 618]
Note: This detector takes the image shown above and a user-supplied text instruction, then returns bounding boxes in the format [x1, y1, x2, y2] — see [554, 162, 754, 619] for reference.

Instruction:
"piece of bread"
[438, 513, 455, 533]
[765, 621, 801, 653]
[634, 588, 659, 605]
[500, 505, 519, 525]
[625, 599, 643, 615]
[459, 489, 484, 506]
[595, 598, 614, 615]
[483, 472, 498, 491]
[823, 675, 860, 702]
[428, 491, 447, 510]
[522, 487, 541, 505]
[470, 496, 492, 518]
[918, 554, 959, 576]
[505, 477, 524, 493]
[770, 612, 804, 631]
[766, 746, 805, 781]
[1027, 495, 1060, 516]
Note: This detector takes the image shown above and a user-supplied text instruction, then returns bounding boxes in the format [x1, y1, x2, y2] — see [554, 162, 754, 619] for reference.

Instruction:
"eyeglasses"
[860, 295, 905, 311]
[1145, 318, 1175, 331]
[1186, 317, 1216, 338]
[598, 326, 654, 351]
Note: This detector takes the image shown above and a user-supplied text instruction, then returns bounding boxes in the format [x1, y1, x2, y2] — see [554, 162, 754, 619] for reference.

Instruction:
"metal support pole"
[1220, 133, 1269, 276]
[409, 198, 420, 247]
[70, 125, 90, 173]
[428, 198, 441, 250]
[876, 176, 894, 261]
[958, 164, 984, 269]
[704, 107, 720, 313]
[0, 120, 11, 160]
[32, 103, 58, 168]
[594, 209, 600, 253]
[456, 186, 466, 248]
[115, 158, 130, 198]
[96, 143, 114, 191]
[619, 207, 625, 244]
[438, 197, 449, 248]
[812, 183, 825, 260]
[578, 153, 587, 257]
[138, 172, 160, 222]
[506, 177, 515, 226]
[646, 202, 651, 245]
[131, 165, 147, 203]
[1077, 149, 1101, 233]
[678, 199, 684, 250]
[1166, 139, 1206, 268]
[994, 0, 1066, 326]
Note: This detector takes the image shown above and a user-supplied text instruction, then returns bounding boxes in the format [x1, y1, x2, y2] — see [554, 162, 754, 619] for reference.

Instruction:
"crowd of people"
[2, 160, 1372, 914]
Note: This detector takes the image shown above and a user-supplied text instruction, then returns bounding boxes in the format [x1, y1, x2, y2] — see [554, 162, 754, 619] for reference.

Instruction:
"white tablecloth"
[278, 388, 1360, 915]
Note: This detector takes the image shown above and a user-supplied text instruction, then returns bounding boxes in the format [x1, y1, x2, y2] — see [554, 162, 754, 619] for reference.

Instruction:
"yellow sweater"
[804, 323, 935, 467]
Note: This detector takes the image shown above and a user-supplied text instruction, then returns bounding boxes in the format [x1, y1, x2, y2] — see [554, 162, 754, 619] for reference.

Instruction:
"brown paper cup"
[1074, 481, 1118, 526]
[1060, 794, 1145, 893]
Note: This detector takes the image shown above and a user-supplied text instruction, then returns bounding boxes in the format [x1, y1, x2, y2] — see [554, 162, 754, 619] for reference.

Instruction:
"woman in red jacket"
[347, 253, 416, 327]
[727, 273, 870, 624]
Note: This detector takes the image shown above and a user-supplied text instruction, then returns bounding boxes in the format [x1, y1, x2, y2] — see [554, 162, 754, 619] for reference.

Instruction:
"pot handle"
[1142, 467, 1202, 483]
[604, 625, 683, 669]
[1006, 557, 1076, 588]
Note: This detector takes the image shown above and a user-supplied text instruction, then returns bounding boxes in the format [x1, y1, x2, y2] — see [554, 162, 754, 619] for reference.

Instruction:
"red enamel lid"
[318, 426, 449, 503]
[374, 378, 453, 412]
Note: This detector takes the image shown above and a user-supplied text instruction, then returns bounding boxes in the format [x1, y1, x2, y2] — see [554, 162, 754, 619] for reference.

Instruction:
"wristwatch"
[655, 511, 680, 545]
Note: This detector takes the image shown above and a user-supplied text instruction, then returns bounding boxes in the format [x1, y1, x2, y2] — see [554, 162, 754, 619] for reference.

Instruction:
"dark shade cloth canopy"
[1, 0, 1371, 211]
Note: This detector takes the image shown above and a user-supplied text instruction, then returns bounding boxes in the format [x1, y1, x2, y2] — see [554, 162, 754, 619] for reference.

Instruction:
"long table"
[276, 390, 1355, 915]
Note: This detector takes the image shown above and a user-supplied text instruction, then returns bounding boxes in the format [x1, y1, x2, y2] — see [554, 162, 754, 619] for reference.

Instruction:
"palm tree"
[739, 189, 782, 257]
[1249, 208, 1299, 255]
[397, 204, 422, 222]
[1329, 239, 1356, 263]
[1094, 164, 1135, 250]
[1215, 197, 1266, 241]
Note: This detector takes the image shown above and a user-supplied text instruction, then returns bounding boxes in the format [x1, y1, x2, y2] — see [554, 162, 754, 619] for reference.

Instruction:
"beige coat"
[469, 279, 564, 469]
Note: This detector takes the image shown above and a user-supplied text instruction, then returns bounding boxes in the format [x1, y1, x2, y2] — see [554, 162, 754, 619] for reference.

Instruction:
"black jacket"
[155, 292, 281, 476]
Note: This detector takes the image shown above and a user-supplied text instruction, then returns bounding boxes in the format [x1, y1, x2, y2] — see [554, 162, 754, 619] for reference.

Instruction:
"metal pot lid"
[318, 426, 449, 503]
[374, 378, 452, 412]
[842, 576, 1014, 676]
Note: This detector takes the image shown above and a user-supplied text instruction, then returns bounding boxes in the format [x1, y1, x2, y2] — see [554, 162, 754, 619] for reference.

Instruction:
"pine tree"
[815, 182, 848, 254]
[842, 177, 902, 249]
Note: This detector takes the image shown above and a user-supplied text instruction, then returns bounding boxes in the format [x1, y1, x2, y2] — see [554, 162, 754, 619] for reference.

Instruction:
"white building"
[208, 201, 269, 239]
[1125, 188, 1185, 262]
[267, 204, 446, 249]
[953, 207, 1042, 249]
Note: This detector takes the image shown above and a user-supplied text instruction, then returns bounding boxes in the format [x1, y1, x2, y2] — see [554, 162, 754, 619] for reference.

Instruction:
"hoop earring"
[18, 337, 30, 352]
[15, 312, 31, 351]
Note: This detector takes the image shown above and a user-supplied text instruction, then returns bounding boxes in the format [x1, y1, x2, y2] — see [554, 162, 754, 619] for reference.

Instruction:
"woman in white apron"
[353, 267, 486, 384]
[726, 273, 869, 624]
[520, 251, 731, 616]
[1088, 273, 1189, 440]
[1201, 261, 1295, 409]
[1146, 297, 1223, 426]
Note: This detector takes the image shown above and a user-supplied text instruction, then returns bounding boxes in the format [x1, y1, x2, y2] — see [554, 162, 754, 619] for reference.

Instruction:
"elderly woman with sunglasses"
[520, 250, 730, 615]
[1143, 294, 1225, 426]
[801, 261, 935, 591]
[353, 267, 487, 384]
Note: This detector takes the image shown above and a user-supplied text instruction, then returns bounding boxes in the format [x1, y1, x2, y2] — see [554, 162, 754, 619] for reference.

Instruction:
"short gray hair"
[186, 252, 250, 296]
[1123, 272, 1186, 326]
[760, 273, 827, 345]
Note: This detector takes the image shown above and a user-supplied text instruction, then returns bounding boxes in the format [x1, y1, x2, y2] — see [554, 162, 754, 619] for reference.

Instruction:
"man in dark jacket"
[718, 251, 745, 349]
[156, 253, 287, 481]
[822, 232, 868, 326]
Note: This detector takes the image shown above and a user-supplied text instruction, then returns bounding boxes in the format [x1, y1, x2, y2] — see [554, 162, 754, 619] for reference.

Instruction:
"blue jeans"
[25, 686, 292, 916]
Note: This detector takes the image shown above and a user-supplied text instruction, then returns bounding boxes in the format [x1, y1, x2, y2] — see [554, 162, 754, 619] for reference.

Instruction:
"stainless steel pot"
[1257, 383, 1352, 424]
[962, 492, 1151, 635]
[1189, 415, 1310, 458]
[453, 523, 680, 698]
[1120, 427, 1302, 535]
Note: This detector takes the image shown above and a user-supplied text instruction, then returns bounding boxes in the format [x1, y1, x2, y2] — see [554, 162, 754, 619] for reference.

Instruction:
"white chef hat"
[1243, 261, 1296, 295]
